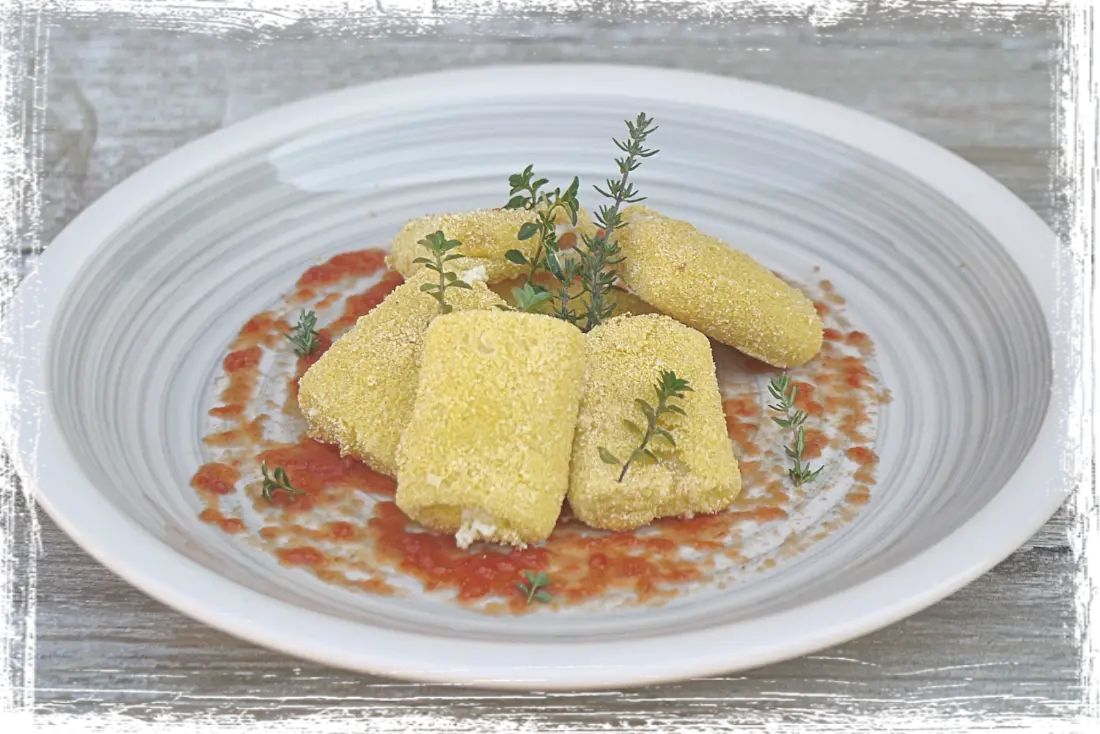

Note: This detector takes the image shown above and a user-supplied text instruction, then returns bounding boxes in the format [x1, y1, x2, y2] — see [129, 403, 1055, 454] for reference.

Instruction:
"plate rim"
[1, 63, 1073, 689]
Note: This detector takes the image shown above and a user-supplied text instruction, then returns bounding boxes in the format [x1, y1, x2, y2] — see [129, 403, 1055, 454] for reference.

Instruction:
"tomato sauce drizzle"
[192, 462, 240, 496]
[723, 395, 760, 457]
[296, 249, 387, 291]
[189, 247, 886, 613]
[200, 508, 245, 534]
[256, 438, 396, 514]
[329, 270, 404, 332]
[371, 501, 551, 608]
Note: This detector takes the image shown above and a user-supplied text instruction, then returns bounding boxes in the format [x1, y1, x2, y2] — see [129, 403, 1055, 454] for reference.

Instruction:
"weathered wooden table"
[9, 7, 1082, 728]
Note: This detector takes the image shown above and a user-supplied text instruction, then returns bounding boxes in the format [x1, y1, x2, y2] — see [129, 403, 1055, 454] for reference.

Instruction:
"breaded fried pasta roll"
[568, 314, 741, 531]
[395, 310, 585, 548]
[616, 205, 823, 368]
[387, 207, 596, 285]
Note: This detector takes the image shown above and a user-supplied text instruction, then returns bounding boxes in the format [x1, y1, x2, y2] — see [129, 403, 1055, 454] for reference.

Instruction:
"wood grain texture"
[14, 7, 1080, 722]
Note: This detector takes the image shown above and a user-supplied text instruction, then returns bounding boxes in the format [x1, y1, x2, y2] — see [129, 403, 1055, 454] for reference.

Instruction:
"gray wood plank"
[11, 8, 1079, 723]
[4, 0, 1095, 253]
[27, 500, 1077, 719]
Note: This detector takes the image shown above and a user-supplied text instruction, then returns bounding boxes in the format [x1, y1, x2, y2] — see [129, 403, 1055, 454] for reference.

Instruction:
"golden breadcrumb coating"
[386, 207, 597, 284]
[568, 314, 741, 531]
[395, 310, 585, 547]
[609, 287, 662, 318]
[616, 205, 823, 368]
[297, 269, 505, 476]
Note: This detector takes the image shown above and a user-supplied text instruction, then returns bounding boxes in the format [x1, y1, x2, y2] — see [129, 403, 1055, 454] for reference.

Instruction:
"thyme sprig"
[504, 165, 549, 211]
[549, 253, 584, 324]
[285, 310, 320, 358]
[260, 461, 306, 503]
[413, 230, 473, 314]
[599, 370, 691, 482]
[503, 170, 581, 288]
[516, 570, 552, 606]
[575, 112, 659, 331]
[768, 375, 823, 487]
[500, 113, 658, 331]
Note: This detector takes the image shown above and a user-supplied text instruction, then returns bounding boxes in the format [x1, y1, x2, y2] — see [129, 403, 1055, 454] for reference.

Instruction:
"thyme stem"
[599, 370, 691, 483]
[768, 375, 824, 487]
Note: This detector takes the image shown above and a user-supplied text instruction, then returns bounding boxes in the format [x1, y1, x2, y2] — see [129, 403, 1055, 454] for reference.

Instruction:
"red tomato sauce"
[256, 439, 396, 514]
[370, 502, 551, 607]
[203, 417, 266, 448]
[329, 271, 404, 332]
[277, 545, 328, 567]
[234, 313, 291, 350]
[200, 508, 245, 534]
[801, 428, 828, 460]
[847, 446, 877, 466]
[191, 462, 240, 496]
[296, 249, 387, 291]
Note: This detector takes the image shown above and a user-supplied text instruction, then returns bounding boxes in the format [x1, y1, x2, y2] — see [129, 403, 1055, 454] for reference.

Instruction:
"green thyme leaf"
[285, 310, 320, 358]
[260, 461, 306, 503]
[518, 222, 540, 241]
[517, 569, 552, 606]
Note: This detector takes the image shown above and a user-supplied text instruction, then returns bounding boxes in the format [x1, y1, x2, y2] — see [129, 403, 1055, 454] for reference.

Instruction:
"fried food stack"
[298, 200, 823, 546]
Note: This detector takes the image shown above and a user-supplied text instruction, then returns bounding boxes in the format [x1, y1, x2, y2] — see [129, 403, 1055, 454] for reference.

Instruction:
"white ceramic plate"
[0, 65, 1072, 689]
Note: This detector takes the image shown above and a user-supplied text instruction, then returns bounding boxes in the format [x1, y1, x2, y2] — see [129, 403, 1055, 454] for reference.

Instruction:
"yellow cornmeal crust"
[608, 288, 662, 318]
[568, 313, 741, 532]
[395, 310, 586, 547]
[297, 269, 506, 477]
[616, 205, 823, 368]
[386, 207, 597, 284]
